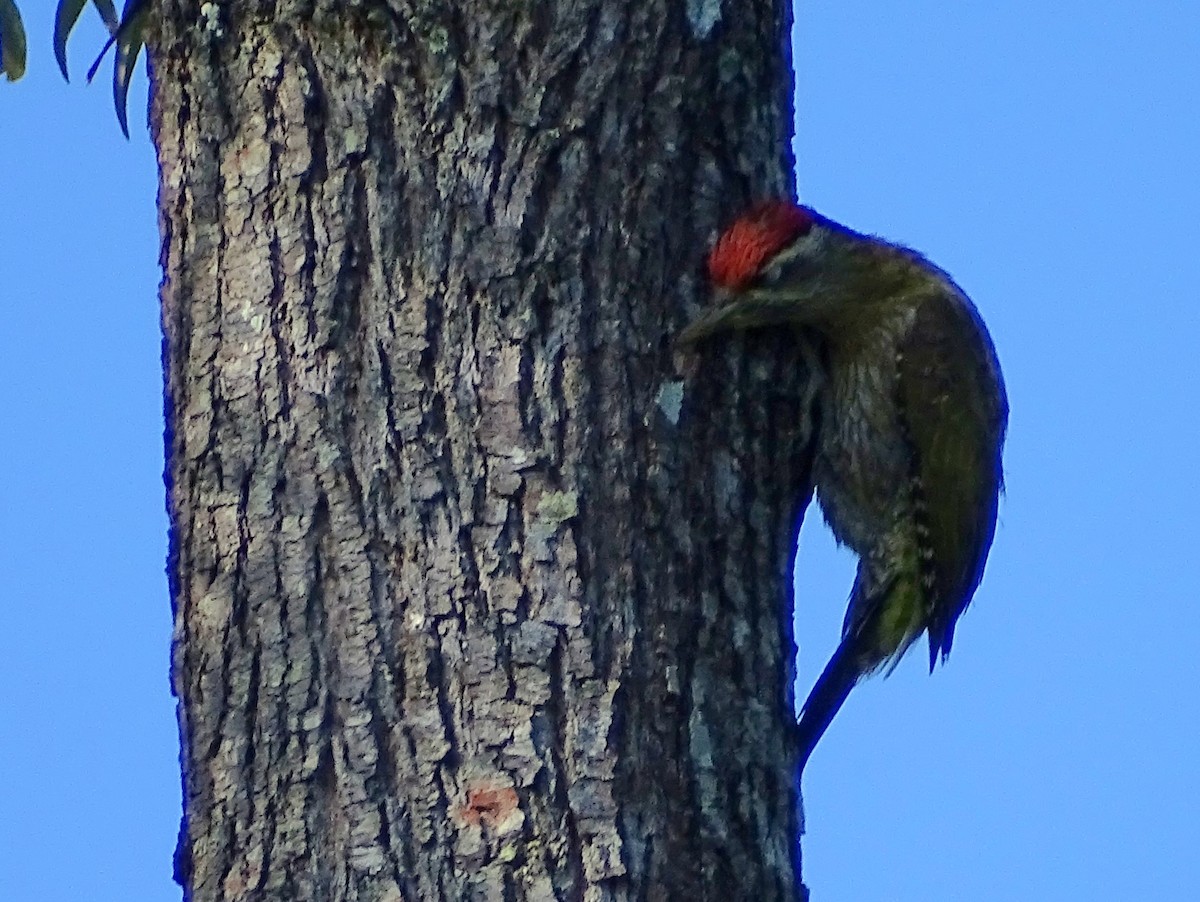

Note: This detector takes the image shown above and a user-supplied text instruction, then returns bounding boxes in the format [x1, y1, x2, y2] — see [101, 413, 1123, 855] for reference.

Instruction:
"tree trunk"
[154, 2, 816, 899]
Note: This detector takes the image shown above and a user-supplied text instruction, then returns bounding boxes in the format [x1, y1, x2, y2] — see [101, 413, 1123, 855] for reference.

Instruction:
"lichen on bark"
[155, 1, 816, 898]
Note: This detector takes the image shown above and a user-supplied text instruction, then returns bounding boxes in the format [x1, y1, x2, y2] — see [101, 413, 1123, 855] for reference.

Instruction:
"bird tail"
[796, 640, 863, 775]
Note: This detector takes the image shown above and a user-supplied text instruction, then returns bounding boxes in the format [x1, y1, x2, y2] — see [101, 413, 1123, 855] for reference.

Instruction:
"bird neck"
[813, 240, 944, 346]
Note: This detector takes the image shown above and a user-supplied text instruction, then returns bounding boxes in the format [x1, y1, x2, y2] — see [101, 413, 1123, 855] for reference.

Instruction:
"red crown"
[707, 201, 813, 291]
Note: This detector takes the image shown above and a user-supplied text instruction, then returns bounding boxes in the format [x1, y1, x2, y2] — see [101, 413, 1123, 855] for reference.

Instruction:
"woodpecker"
[680, 201, 1008, 774]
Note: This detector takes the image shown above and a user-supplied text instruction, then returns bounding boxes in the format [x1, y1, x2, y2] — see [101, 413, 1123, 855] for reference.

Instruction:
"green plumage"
[681, 203, 1008, 773]
[896, 290, 1006, 666]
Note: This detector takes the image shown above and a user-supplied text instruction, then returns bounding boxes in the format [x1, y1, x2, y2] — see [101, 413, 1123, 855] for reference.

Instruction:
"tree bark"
[154, 1, 817, 898]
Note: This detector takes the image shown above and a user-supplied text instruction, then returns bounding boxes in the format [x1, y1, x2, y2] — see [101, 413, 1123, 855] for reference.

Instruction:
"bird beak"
[677, 289, 736, 348]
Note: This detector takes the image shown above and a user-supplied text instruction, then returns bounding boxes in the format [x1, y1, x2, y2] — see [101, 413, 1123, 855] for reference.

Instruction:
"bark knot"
[459, 783, 521, 832]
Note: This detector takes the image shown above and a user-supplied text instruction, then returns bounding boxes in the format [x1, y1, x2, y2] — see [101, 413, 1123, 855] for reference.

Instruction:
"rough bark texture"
[153, 1, 817, 899]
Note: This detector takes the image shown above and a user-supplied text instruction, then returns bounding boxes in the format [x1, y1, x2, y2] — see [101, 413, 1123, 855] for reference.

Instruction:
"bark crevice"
[155, 2, 811, 899]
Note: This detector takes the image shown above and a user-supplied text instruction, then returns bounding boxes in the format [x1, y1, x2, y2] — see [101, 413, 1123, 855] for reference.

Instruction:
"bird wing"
[896, 289, 1008, 665]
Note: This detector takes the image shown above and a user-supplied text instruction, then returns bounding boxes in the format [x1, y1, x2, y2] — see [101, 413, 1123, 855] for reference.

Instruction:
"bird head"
[678, 200, 866, 346]
[707, 200, 819, 292]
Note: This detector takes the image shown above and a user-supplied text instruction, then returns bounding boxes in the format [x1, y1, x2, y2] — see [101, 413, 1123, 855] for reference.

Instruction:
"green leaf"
[111, 19, 145, 137]
[86, 0, 149, 137]
[93, 0, 119, 31]
[0, 0, 28, 82]
[57, 0, 121, 81]
[55, 1, 89, 80]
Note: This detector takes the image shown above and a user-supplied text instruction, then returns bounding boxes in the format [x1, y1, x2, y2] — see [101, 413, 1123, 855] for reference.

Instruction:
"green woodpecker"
[680, 201, 1008, 774]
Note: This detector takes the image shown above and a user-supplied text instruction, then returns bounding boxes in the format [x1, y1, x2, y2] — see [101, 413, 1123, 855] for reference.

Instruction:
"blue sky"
[1, 3, 1197, 900]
